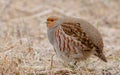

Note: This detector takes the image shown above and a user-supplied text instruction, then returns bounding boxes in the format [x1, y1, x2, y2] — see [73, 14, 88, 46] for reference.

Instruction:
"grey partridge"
[46, 16, 107, 65]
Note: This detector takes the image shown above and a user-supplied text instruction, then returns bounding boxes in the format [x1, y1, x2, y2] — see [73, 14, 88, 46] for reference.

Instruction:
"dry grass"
[0, 0, 120, 75]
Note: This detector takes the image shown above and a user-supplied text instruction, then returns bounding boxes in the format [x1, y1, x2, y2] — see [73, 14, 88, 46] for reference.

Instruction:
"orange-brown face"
[47, 17, 58, 28]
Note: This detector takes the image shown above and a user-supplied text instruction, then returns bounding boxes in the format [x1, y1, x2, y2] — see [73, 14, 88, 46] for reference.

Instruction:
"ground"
[0, 0, 120, 75]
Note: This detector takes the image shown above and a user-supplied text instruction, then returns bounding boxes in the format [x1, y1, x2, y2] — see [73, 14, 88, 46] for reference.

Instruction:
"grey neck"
[47, 19, 63, 45]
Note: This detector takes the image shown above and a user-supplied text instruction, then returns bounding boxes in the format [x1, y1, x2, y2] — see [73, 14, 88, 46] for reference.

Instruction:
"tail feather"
[97, 53, 107, 62]
[94, 50, 107, 62]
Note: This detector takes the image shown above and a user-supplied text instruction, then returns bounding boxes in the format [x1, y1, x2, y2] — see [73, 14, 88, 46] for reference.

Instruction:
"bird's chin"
[47, 24, 54, 29]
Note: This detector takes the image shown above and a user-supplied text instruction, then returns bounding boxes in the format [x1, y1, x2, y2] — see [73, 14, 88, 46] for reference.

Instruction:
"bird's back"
[59, 17, 103, 50]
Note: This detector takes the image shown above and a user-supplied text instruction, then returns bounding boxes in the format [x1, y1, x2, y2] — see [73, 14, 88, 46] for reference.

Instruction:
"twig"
[15, 5, 49, 13]
[9, 10, 52, 22]
[50, 55, 54, 70]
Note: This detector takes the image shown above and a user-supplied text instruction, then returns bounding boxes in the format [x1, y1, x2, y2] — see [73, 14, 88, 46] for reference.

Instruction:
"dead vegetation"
[0, 0, 120, 75]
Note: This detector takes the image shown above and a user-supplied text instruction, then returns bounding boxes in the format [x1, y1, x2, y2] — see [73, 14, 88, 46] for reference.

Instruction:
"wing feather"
[59, 17, 103, 50]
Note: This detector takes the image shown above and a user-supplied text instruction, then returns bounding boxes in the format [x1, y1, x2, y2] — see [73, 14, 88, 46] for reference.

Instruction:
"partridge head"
[46, 16, 107, 63]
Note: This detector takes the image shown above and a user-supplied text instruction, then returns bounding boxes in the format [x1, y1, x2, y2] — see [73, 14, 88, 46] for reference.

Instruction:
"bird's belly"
[54, 43, 92, 62]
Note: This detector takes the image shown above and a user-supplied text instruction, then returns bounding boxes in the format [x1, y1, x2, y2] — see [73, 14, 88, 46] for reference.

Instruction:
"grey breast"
[47, 19, 64, 45]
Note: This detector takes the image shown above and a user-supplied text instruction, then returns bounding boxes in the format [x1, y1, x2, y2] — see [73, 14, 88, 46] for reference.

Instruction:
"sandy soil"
[0, 0, 120, 75]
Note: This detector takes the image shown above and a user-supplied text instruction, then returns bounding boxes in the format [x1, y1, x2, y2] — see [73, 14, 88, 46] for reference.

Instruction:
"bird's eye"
[50, 19, 54, 22]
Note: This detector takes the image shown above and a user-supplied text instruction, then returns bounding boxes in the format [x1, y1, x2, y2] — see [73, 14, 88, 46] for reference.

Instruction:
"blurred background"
[0, 0, 120, 75]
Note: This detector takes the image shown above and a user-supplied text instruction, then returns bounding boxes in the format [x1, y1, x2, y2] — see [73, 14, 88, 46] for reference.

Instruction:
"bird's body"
[47, 17, 107, 64]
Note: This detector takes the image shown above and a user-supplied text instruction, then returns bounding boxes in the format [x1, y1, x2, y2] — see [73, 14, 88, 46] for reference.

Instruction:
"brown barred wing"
[61, 22, 96, 50]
